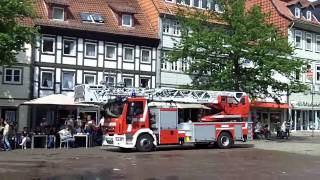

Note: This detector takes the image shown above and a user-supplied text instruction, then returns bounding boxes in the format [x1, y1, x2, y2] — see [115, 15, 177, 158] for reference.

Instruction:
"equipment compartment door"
[160, 130, 179, 144]
[234, 125, 243, 140]
[193, 125, 216, 142]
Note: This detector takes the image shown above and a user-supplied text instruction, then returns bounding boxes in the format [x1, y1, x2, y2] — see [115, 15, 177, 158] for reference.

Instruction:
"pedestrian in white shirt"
[3, 120, 11, 151]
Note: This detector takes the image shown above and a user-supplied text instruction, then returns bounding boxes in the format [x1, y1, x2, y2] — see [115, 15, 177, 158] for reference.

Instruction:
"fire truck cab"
[74, 85, 253, 152]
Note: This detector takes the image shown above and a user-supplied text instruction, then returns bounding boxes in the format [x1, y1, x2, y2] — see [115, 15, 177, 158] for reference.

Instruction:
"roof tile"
[32, 0, 158, 39]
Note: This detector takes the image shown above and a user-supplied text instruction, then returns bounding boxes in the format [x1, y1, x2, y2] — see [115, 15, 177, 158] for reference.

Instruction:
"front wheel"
[217, 132, 233, 149]
[136, 134, 154, 152]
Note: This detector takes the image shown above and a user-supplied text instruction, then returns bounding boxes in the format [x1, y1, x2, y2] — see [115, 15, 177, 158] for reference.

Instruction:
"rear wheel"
[136, 134, 154, 152]
[217, 132, 233, 149]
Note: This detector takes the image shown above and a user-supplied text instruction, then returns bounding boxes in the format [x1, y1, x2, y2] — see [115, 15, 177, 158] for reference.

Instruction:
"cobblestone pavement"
[1, 136, 320, 180]
[253, 134, 320, 156]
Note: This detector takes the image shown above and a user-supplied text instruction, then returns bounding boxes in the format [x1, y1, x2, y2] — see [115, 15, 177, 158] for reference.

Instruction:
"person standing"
[3, 120, 11, 151]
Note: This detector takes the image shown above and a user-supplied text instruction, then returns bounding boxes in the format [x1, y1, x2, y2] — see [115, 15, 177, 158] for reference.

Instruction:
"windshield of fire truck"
[105, 101, 124, 118]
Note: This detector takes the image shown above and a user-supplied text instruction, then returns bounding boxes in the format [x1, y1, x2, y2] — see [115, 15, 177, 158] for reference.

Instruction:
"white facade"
[0, 44, 32, 129]
[33, 34, 157, 98]
[287, 27, 320, 131]
[160, 17, 192, 87]
[159, 0, 224, 88]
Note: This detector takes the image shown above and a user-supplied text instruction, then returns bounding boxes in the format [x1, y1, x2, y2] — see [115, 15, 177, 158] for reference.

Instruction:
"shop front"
[290, 106, 320, 131]
[251, 102, 288, 133]
[290, 93, 320, 131]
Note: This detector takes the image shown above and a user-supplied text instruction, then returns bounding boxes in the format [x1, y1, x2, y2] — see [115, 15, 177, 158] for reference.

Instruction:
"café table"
[73, 134, 91, 149]
[32, 134, 48, 149]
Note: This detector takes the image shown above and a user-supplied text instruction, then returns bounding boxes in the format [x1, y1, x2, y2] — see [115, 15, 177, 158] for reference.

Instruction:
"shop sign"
[294, 101, 320, 107]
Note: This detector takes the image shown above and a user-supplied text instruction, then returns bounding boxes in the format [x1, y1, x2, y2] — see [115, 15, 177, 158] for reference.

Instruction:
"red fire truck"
[75, 85, 253, 152]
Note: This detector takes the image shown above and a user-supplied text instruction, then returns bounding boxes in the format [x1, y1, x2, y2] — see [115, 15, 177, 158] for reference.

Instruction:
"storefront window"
[291, 111, 295, 130]
[296, 110, 301, 130]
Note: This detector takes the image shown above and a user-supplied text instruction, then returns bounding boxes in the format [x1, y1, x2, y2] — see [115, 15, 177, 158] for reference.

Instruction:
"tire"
[136, 134, 154, 152]
[217, 132, 233, 149]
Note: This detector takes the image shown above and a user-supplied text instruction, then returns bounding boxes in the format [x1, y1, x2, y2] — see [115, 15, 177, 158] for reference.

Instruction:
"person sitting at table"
[33, 126, 41, 135]
[74, 124, 82, 134]
[65, 116, 74, 130]
[19, 127, 31, 149]
[58, 126, 75, 147]
[47, 126, 56, 149]
[40, 118, 48, 129]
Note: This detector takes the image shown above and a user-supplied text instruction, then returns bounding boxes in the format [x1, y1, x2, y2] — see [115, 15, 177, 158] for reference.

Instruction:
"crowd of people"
[253, 120, 290, 140]
[0, 115, 106, 151]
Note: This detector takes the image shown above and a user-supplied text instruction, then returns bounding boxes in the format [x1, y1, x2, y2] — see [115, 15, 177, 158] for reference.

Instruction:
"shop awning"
[251, 102, 289, 109]
[21, 94, 97, 107]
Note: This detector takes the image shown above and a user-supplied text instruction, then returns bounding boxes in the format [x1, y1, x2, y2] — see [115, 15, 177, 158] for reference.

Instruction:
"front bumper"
[102, 135, 135, 148]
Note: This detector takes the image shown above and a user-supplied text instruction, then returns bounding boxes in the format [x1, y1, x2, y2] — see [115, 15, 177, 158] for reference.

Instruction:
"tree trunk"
[233, 57, 240, 91]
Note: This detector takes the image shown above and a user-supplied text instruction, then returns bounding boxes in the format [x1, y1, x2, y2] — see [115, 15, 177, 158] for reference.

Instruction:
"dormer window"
[52, 7, 64, 21]
[306, 11, 312, 21]
[177, 0, 190, 6]
[80, 13, 104, 23]
[295, 7, 300, 18]
[122, 14, 132, 27]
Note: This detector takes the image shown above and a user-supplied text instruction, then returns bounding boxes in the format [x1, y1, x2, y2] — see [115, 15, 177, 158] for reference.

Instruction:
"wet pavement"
[1, 143, 320, 180]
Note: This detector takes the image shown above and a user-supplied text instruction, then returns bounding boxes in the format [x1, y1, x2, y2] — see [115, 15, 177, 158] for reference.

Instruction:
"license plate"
[115, 137, 124, 141]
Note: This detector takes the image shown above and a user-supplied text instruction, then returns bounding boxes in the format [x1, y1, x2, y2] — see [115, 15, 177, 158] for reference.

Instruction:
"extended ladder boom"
[74, 84, 246, 104]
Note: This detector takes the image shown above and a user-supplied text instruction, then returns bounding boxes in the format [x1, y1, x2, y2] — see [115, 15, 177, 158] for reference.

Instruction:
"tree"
[169, 0, 307, 102]
[0, 0, 38, 65]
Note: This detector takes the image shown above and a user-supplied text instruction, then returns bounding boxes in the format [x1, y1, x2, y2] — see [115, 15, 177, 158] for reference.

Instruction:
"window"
[85, 42, 97, 58]
[105, 76, 115, 86]
[194, 0, 200, 8]
[316, 35, 320, 52]
[161, 51, 168, 70]
[141, 49, 151, 63]
[171, 61, 178, 71]
[123, 78, 133, 88]
[41, 71, 54, 89]
[84, 74, 96, 84]
[306, 11, 312, 21]
[63, 39, 76, 56]
[3, 68, 22, 84]
[42, 37, 55, 54]
[105, 45, 117, 60]
[124, 47, 134, 62]
[177, 0, 190, 6]
[52, 7, 64, 21]
[306, 33, 312, 51]
[140, 78, 150, 88]
[202, 0, 208, 9]
[295, 8, 300, 18]
[295, 30, 302, 49]
[122, 14, 132, 27]
[62, 71, 75, 90]
[182, 60, 188, 72]
[317, 65, 320, 82]
[172, 21, 180, 35]
[80, 13, 104, 23]
[295, 69, 300, 80]
[161, 61, 168, 70]
[162, 19, 170, 34]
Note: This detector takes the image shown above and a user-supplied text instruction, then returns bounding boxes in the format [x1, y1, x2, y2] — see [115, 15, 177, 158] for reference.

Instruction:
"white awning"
[22, 94, 98, 107]
[148, 102, 210, 109]
[176, 103, 210, 109]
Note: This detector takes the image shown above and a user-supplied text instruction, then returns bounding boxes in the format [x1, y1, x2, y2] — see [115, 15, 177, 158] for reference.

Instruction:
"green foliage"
[169, 0, 308, 101]
[0, 0, 38, 65]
